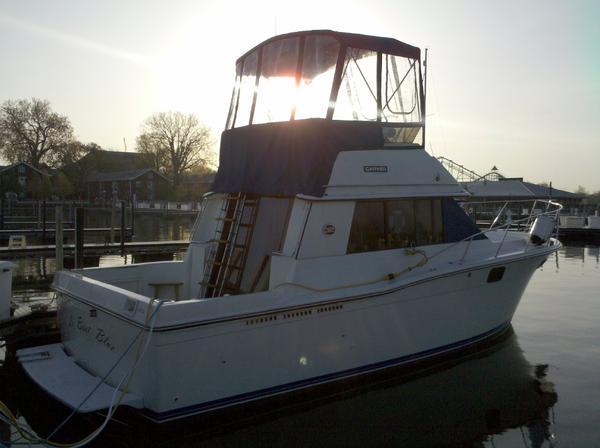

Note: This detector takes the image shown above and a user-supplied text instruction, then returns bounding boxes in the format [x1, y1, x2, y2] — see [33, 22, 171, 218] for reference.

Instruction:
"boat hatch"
[17, 344, 143, 412]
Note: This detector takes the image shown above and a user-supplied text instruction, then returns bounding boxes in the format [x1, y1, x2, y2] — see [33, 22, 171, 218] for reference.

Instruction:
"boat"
[8, 328, 558, 446]
[557, 213, 600, 243]
[16, 30, 562, 424]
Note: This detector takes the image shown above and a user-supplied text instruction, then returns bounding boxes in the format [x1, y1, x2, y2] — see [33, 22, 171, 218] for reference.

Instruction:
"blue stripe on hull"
[143, 321, 511, 422]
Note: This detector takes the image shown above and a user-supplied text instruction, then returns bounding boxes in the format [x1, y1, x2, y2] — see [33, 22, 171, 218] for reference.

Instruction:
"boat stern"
[17, 270, 160, 413]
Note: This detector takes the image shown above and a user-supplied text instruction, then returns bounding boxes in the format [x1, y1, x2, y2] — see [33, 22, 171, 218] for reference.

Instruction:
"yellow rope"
[275, 248, 429, 293]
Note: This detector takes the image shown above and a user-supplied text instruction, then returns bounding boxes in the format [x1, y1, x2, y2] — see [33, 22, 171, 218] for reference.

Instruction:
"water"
[4, 212, 195, 290]
[0, 243, 598, 447]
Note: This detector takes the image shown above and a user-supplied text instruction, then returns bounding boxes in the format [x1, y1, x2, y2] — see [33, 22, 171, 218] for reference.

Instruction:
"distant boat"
[18, 30, 561, 425]
[558, 214, 600, 242]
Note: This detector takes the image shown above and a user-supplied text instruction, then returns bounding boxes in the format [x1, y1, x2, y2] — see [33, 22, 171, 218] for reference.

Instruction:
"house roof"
[85, 168, 170, 183]
[180, 172, 216, 184]
[0, 162, 47, 176]
[74, 149, 153, 173]
[462, 179, 583, 199]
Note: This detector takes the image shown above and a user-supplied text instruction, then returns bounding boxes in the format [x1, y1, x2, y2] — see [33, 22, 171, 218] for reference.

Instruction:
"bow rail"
[428, 199, 563, 264]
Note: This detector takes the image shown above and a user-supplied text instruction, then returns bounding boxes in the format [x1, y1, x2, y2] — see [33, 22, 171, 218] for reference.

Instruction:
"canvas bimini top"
[213, 30, 426, 197]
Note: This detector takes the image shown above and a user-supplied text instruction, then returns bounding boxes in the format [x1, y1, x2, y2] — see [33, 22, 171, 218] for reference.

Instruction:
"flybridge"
[213, 30, 426, 197]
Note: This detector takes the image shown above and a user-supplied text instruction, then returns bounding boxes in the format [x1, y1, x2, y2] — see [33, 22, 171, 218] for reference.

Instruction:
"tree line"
[0, 98, 214, 188]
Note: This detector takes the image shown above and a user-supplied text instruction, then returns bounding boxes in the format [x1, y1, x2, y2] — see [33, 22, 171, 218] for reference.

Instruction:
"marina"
[2, 1, 600, 445]
[1, 31, 570, 447]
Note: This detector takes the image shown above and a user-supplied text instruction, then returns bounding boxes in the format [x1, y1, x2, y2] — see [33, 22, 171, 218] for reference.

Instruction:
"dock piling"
[130, 199, 135, 236]
[55, 206, 64, 270]
[110, 200, 116, 244]
[75, 207, 84, 269]
[120, 200, 126, 256]
[42, 200, 47, 242]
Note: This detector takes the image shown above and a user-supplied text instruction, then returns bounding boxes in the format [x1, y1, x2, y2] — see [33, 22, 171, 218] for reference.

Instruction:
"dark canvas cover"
[212, 119, 384, 197]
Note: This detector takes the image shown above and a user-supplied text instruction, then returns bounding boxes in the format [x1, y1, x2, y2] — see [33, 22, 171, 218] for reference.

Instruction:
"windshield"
[226, 33, 423, 144]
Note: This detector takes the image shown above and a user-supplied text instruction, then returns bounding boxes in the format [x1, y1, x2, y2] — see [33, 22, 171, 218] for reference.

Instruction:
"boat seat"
[149, 282, 183, 300]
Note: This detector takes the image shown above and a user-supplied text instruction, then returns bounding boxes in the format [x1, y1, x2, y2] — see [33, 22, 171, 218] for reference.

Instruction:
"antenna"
[422, 48, 429, 148]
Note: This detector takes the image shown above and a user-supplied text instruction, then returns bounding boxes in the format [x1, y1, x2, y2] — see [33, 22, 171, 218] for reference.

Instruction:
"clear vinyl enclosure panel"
[225, 33, 424, 145]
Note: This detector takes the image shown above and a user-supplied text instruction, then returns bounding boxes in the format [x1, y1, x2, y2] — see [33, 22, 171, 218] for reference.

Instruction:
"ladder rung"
[227, 265, 243, 271]
[234, 244, 248, 249]
[238, 223, 254, 228]
[210, 239, 229, 244]
[216, 217, 235, 222]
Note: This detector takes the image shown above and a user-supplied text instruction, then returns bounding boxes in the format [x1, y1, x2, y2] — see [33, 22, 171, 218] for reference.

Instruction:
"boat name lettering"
[363, 165, 388, 173]
[76, 316, 91, 334]
[95, 328, 116, 351]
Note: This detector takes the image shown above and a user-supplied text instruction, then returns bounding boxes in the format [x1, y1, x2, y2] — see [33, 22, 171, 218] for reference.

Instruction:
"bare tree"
[0, 98, 75, 168]
[136, 111, 213, 186]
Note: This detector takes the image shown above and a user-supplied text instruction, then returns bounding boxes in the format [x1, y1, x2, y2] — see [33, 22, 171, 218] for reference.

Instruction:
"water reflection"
[562, 245, 585, 260]
[0, 329, 558, 447]
[4, 212, 194, 290]
[559, 243, 600, 264]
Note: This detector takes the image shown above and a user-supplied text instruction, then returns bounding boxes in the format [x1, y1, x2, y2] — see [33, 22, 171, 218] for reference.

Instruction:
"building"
[437, 156, 584, 213]
[85, 168, 170, 203]
[75, 149, 153, 173]
[62, 149, 155, 199]
[177, 172, 216, 201]
[462, 178, 583, 207]
[0, 162, 50, 199]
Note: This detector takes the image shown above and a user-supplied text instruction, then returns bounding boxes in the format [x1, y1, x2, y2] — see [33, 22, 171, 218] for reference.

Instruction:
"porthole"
[487, 267, 505, 283]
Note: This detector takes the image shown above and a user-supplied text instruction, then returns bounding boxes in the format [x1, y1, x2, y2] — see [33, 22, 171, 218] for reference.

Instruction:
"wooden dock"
[0, 227, 132, 236]
[557, 227, 600, 243]
[0, 240, 189, 257]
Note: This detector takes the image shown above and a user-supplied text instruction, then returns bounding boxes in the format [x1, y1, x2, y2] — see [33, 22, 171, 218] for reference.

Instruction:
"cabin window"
[235, 51, 259, 127]
[253, 37, 300, 124]
[226, 64, 243, 130]
[295, 35, 339, 120]
[347, 201, 385, 252]
[333, 48, 379, 121]
[347, 199, 443, 254]
[382, 55, 420, 124]
[387, 200, 415, 248]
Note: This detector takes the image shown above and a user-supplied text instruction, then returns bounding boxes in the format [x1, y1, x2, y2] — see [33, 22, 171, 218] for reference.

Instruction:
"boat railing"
[428, 199, 563, 264]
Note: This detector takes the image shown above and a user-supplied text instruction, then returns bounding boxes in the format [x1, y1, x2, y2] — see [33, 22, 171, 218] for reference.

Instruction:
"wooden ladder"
[201, 193, 260, 298]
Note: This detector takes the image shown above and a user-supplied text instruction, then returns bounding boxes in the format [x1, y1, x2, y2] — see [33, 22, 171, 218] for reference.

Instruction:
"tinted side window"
[432, 198, 443, 243]
[348, 202, 385, 253]
[415, 199, 433, 245]
[387, 200, 416, 248]
[348, 199, 444, 254]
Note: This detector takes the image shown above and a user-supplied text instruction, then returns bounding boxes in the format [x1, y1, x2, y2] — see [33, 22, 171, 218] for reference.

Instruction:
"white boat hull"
[27, 251, 549, 422]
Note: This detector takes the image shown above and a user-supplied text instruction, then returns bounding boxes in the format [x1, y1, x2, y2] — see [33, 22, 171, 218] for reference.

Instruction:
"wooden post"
[120, 200, 126, 255]
[110, 199, 116, 244]
[42, 200, 47, 242]
[75, 207, 84, 269]
[55, 206, 64, 270]
[130, 198, 135, 236]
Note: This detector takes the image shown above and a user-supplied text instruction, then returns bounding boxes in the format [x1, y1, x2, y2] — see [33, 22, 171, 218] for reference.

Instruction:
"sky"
[1, 0, 599, 192]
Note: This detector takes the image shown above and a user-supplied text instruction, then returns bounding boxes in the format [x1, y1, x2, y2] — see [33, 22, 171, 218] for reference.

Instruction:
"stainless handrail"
[429, 199, 563, 264]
